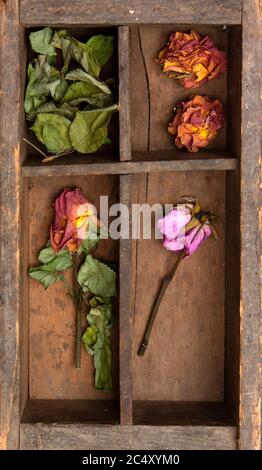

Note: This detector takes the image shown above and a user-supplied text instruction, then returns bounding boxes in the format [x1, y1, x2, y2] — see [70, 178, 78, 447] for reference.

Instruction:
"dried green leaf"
[65, 68, 111, 95]
[61, 36, 100, 77]
[29, 269, 62, 289]
[82, 297, 113, 391]
[86, 35, 114, 67]
[27, 101, 78, 121]
[31, 113, 71, 153]
[29, 27, 56, 57]
[38, 245, 73, 268]
[69, 104, 117, 154]
[62, 80, 112, 108]
[24, 56, 67, 113]
[77, 255, 116, 297]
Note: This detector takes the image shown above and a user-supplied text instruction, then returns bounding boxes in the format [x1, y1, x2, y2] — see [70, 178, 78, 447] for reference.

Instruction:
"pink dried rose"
[138, 198, 220, 356]
[157, 30, 227, 89]
[50, 188, 100, 253]
[168, 95, 224, 152]
[157, 199, 218, 257]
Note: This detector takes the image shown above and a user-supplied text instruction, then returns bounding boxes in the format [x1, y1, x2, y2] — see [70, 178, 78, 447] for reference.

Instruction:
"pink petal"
[157, 207, 192, 240]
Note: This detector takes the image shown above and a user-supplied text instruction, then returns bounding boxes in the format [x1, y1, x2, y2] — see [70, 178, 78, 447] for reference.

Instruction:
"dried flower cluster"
[158, 30, 226, 90]
[168, 95, 224, 152]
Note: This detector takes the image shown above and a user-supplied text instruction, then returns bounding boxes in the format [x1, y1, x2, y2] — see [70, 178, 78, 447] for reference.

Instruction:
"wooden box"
[0, 0, 260, 450]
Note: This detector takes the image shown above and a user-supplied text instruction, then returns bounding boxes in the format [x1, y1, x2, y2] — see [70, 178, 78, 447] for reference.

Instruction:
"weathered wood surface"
[132, 172, 225, 402]
[20, 423, 237, 450]
[119, 175, 133, 424]
[239, 0, 261, 451]
[130, 25, 228, 153]
[118, 27, 131, 161]
[22, 155, 237, 177]
[20, 0, 242, 25]
[28, 176, 119, 400]
[133, 402, 234, 426]
[0, 0, 21, 450]
[224, 27, 241, 425]
[22, 400, 119, 424]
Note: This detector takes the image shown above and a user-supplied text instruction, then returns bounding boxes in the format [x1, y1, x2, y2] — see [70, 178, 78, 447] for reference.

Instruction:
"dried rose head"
[50, 188, 100, 253]
[157, 198, 219, 257]
[168, 95, 224, 153]
[157, 30, 227, 90]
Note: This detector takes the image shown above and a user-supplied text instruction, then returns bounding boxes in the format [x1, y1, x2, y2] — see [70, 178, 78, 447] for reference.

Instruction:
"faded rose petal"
[168, 95, 224, 153]
[184, 224, 212, 256]
[163, 236, 185, 252]
[50, 188, 100, 253]
[157, 30, 226, 90]
[157, 206, 192, 240]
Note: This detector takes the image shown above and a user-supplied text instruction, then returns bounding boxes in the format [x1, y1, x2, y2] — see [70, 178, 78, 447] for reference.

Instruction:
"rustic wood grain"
[119, 175, 133, 424]
[20, 178, 29, 420]
[21, 399, 119, 424]
[118, 27, 131, 161]
[224, 26, 241, 425]
[0, 0, 21, 450]
[239, 0, 261, 450]
[20, 0, 242, 26]
[133, 401, 234, 426]
[130, 25, 228, 153]
[28, 176, 119, 401]
[20, 423, 237, 450]
[22, 154, 237, 177]
[132, 171, 225, 402]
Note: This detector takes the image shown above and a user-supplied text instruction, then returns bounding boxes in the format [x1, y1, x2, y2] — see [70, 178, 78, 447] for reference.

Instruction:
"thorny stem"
[137, 249, 186, 356]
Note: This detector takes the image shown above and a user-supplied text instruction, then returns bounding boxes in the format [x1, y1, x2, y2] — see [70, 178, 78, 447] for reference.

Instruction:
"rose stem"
[73, 254, 84, 369]
[137, 249, 186, 356]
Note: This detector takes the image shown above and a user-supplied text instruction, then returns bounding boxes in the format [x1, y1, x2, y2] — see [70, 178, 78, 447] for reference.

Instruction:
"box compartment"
[21, 174, 120, 424]
[130, 25, 241, 163]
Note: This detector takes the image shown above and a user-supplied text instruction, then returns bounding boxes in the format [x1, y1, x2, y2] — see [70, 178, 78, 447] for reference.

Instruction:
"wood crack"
[138, 27, 151, 152]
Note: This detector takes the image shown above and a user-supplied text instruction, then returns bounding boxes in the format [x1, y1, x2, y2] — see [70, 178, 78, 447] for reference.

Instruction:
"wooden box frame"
[0, 0, 260, 450]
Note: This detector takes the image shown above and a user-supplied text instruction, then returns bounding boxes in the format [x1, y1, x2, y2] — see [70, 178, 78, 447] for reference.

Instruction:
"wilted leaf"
[38, 245, 73, 269]
[53, 79, 68, 102]
[78, 237, 99, 255]
[27, 101, 78, 121]
[24, 56, 67, 113]
[69, 104, 117, 154]
[61, 36, 100, 77]
[50, 29, 68, 49]
[94, 341, 112, 391]
[86, 35, 114, 67]
[31, 113, 71, 153]
[29, 27, 56, 57]
[65, 69, 111, 95]
[82, 325, 98, 353]
[30, 246, 73, 289]
[29, 268, 62, 289]
[82, 297, 113, 391]
[77, 255, 116, 297]
[62, 80, 112, 108]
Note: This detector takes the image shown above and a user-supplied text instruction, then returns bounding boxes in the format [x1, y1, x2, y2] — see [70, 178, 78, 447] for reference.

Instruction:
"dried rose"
[157, 199, 218, 257]
[168, 95, 224, 152]
[138, 198, 219, 355]
[157, 30, 226, 90]
[50, 188, 100, 253]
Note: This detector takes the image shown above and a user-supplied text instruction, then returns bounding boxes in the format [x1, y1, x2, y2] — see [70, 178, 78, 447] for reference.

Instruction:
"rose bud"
[50, 188, 100, 253]
[157, 199, 219, 257]
[168, 95, 224, 152]
[157, 30, 226, 90]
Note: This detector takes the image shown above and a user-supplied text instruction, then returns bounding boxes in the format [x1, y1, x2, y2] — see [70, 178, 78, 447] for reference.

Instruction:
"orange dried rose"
[168, 95, 224, 152]
[157, 30, 226, 89]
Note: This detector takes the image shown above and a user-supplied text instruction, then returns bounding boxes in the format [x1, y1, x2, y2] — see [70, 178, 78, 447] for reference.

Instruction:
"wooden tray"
[0, 0, 260, 451]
